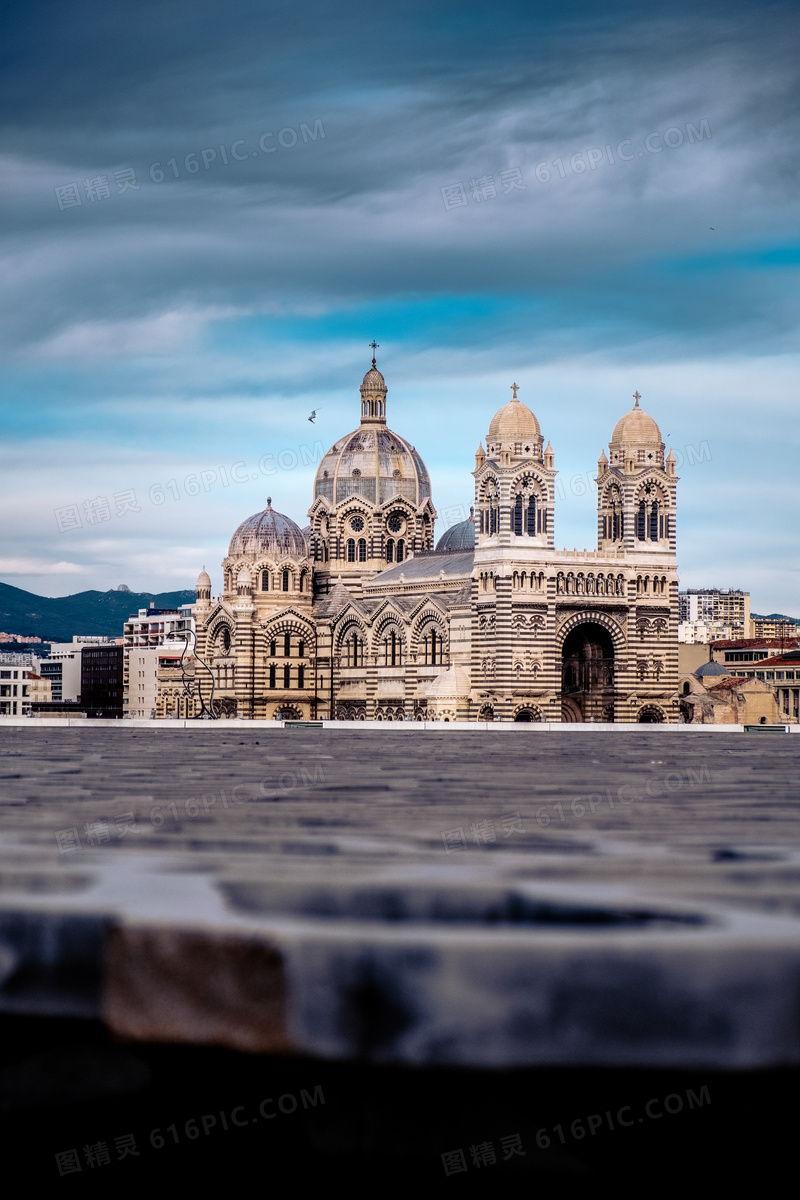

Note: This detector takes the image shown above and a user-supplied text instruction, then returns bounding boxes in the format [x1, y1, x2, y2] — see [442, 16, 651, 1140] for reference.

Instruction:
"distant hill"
[751, 612, 799, 622]
[0, 582, 195, 643]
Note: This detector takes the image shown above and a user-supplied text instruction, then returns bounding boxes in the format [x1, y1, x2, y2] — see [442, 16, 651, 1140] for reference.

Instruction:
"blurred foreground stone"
[0, 725, 799, 1069]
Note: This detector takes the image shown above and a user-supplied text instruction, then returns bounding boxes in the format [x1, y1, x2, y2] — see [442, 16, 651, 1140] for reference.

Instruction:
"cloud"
[0, 559, 86, 575]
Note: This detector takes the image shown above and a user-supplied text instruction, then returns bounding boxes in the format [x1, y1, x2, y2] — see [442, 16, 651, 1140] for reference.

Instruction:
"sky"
[0, 0, 798, 613]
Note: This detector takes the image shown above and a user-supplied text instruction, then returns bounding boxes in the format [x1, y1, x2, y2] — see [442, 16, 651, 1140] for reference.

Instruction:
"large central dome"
[313, 359, 431, 508]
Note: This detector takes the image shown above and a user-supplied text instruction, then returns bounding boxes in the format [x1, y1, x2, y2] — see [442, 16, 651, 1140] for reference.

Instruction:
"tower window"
[298, 640, 304, 658]
[513, 494, 523, 536]
[649, 501, 659, 541]
[637, 501, 646, 541]
[284, 665, 291, 688]
[284, 632, 291, 657]
[396, 539, 404, 563]
[358, 537, 367, 562]
[386, 539, 394, 562]
[282, 569, 290, 591]
[261, 571, 270, 591]
[269, 665, 276, 688]
[269, 639, 276, 657]
[298, 665, 305, 689]
[347, 538, 356, 562]
[526, 496, 536, 535]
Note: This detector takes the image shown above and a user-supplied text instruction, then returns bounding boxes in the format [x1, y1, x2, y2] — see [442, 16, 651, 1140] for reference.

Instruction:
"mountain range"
[0, 582, 195, 644]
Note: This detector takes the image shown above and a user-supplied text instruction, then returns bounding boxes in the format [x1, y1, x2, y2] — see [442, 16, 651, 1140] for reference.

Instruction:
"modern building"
[0, 653, 49, 716]
[122, 604, 194, 717]
[80, 644, 125, 718]
[750, 616, 798, 641]
[184, 360, 681, 722]
[678, 620, 734, 644]
[678, 589, 750, 639]
[39, 638, 112, 703]
[710, 638, 800, 666]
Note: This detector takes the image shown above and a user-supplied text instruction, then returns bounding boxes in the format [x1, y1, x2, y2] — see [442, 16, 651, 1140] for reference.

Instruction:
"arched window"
[384, 629, 402, 666]
[283, 665, 291, 688]
[284, 632, 291, 656]
[358, 538, 367, 562]
[637, 501, 647, 541]
[282, 569, 290, 591]
[386, 539, 394, 562]
[526, 496, 536, 535]
[298, 640, 304, 657]
[323, 542, 328, 562]
[298, 665, 305, 689]
[261, 571, 270, 591]
[299, 570, 306, 593]
[269, 665, 276, 688]
[347, 539, 356, 562]
[649, 501, 660, 541]
[513, 494, 523, 536]
[269, 639, 276, 657]
[397, 539, 405, 562]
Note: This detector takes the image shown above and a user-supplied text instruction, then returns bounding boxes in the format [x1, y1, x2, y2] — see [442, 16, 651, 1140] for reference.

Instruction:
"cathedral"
[162, 354, 680, 722]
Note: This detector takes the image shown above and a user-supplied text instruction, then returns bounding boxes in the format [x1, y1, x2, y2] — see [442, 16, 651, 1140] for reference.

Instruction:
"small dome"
[228, 498, 307, 558]
[436, 512, 475, 551]
[611, 401, 662, 445]
[196, 566, 211, 588]
[487, 394, 541, 444]
[694, 661, 730, 677]
[427, 665, 471, 699]
[360, 365, 386, 394]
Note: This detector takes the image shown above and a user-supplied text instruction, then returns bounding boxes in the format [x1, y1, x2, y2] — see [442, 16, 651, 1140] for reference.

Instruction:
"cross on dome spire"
[369, 340, 379, 366]
[510, 381, 520, 400]
[633, 390, 641, 407]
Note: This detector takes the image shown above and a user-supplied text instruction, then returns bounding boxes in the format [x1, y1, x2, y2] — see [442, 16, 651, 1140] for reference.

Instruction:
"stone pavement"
[1, 725, 799, 1074]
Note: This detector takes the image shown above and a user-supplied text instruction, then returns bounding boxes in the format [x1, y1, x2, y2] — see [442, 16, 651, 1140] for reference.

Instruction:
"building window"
[298, 640, 304, 658]
[526, 496, 536, 535]
[282, 569, 290, 591]
[270, 639, 276, 657]
[397, 539, 405, 563]
[284, 632, 291, 657]
[347, 538, 356, 562]
[386, 539, 394, 562]
[358, 538, 367, 562]
[284, 665, 291, 688]
[261, 571, 270, 591]
[649, 501, 660, 541]
[637, 501, 646, 540]
[298, 665, 305, 688]
[513, 494, 523, 536]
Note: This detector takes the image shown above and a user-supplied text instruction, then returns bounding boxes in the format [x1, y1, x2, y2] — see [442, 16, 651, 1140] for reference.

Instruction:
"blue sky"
[0, 0, 798, 612]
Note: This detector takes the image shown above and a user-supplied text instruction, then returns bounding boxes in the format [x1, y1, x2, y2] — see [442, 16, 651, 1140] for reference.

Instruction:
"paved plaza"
[1, 725, 798, 1188]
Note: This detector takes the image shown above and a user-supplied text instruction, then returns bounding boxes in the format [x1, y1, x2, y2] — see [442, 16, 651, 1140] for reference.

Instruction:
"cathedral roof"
[435, 512, 475, 551]
[611, 396, 663, 445]
[487, 392, 541, 443]
[366, 551, 474, 586]
[313, 427, 431, 509]
[228, 498, 307, 559]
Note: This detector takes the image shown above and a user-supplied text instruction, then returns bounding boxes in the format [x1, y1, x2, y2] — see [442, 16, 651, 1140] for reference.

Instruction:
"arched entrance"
[561, 623, 615, 723]
[637, 704, 665, 723]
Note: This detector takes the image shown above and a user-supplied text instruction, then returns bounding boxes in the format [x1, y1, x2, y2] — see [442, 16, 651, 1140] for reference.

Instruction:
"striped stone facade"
[178, 367, 680, 722]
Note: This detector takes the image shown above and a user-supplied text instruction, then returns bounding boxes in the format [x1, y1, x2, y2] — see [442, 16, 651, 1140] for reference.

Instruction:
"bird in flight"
[308, 410, 317, 423]
[710, 227, 715, 230]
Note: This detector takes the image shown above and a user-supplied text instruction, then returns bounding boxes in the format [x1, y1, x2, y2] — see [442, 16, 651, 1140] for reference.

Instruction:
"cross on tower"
[369, 340, 379, 365]
[633, 390, 642, 407]
[510, 381, 520, 399]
